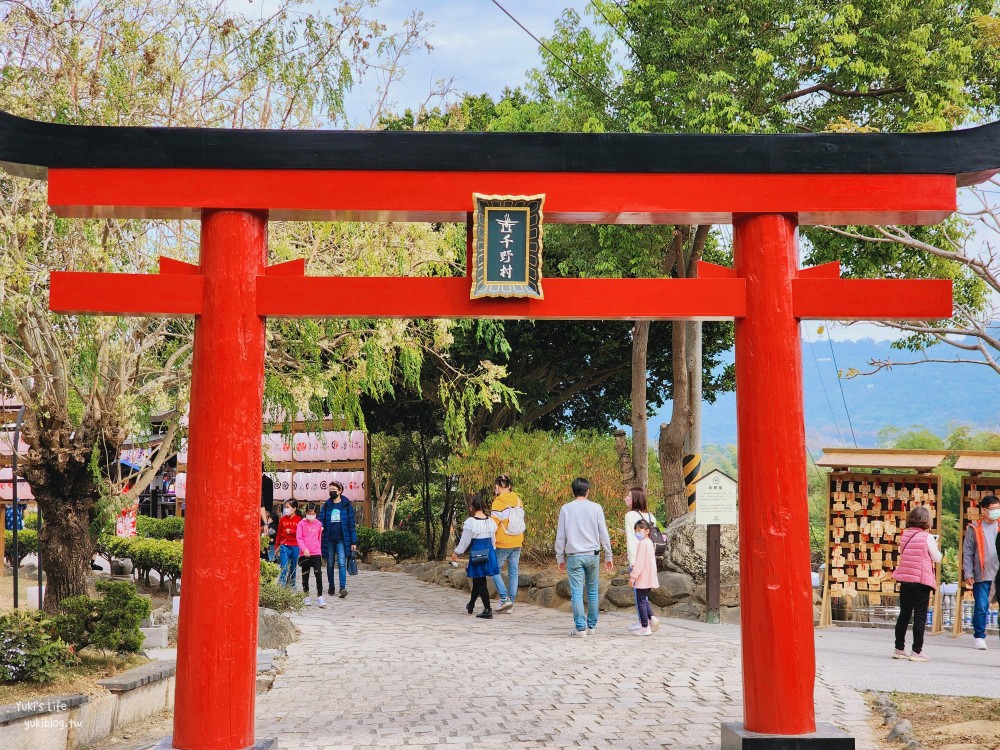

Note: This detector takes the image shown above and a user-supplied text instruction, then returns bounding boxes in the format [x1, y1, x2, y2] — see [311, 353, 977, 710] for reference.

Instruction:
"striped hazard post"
[684, 453, 702, 512]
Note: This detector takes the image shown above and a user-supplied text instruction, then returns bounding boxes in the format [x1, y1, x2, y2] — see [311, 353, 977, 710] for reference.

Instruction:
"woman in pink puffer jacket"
[891, 505, 942, 661]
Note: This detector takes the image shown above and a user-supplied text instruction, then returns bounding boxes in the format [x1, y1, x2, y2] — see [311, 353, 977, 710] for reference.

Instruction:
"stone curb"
[97, 660, 176, 694]
[872, 693, 925, 750]
[0, 695, 88, 725]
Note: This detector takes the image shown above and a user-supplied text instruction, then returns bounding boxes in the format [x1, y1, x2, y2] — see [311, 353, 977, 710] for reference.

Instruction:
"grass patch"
[882, 693, 1000, 749]
[0, 652, 150, 706]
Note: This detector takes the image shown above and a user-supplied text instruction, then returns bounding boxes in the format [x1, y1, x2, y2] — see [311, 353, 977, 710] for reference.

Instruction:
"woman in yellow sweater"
[491, 474, 526, 612]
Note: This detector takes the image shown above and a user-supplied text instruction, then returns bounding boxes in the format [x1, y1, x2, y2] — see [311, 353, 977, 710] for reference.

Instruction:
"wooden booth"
[952, 451, 1000, 635]
[817, 448, 944, 630]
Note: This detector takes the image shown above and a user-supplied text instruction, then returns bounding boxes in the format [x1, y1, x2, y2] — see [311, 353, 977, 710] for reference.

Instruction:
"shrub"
[24, 511, 39, 530]
[136, 515, 185, 540]
[53, 581, 150, 654]
[0, 610, 76, 683]
[258, 580, 305, 612]
[451, 429, 644, 560]
[377, 530, 423, 562]
[356, 525, 379, 561]
[96, 535, 182, 593]
[260, 560, 280, 584]
[3, 528, 39, 565]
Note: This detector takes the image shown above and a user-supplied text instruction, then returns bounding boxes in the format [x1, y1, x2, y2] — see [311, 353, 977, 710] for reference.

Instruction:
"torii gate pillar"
[174, 210, 268, 750]
[733, 213, 815, 736]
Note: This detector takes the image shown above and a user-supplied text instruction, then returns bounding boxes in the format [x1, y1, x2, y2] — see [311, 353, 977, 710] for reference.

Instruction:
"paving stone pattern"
[255, 572, 876, 750]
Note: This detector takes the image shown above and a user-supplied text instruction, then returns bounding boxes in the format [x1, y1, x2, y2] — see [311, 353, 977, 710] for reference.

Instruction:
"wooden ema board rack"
[819, 472, 942, 628]
[953, 470, 1000, 635]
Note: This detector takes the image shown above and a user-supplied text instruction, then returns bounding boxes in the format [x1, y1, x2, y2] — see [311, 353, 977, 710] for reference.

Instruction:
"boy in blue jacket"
[320, 481, 358, 598]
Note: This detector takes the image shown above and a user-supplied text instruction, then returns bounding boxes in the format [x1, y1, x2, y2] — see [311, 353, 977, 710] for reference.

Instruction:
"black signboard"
[470, 194, 544, 299]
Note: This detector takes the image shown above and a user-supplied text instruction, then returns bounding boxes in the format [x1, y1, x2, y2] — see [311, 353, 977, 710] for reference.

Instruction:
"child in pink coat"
[629, 519, 660, 636]
[296, 503, 326, 607]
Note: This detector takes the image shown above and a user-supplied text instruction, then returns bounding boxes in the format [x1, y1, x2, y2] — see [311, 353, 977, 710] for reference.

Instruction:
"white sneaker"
[570, 628, 587, 638]
[317, 596, 326, 608]
[974, 638, 988, 650]
[627, 622, 644, 632]
[497, 600, 514, 612]
[587, 626, 597, 636]
[892, 649, 908, 659]
[650, 616, 660, 633]
[303, 597, 312, 606]
[632, 626, 653, 636]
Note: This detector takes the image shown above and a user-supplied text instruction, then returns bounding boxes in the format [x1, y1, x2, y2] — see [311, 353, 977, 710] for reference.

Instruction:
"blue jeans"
[492, 547, 521, 603]
[566, 553, 600, 632]
[972, 580, 992, 639]
[278, 544, 299, 588]
[325, 540, 348, 591]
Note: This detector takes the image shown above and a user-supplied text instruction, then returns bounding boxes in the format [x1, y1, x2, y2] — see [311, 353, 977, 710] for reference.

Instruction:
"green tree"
[531, 0, 1000, 520]
[0, 0, 473, 610]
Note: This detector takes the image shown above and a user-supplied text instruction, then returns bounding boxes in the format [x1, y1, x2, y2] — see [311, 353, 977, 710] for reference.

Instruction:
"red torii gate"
[3, 110, 998, 750]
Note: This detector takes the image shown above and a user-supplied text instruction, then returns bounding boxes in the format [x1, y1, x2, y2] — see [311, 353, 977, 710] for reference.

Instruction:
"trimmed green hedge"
[3, 529, 39, 566]
[135, 515, 185, 540]
[96, 535, 182, 594]
[376, 530, 423, 562]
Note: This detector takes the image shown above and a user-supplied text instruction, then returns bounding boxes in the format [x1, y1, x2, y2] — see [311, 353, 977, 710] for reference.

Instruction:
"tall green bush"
[451, 429, 639, 560]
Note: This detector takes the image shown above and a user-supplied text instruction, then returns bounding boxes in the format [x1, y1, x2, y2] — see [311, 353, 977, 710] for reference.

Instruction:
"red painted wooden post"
[733, 213, 816, 735]
[173, 209, 269, 750]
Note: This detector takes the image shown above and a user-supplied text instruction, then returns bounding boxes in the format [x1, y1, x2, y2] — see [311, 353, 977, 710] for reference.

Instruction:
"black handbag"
[346, 551, 359, 576]
[469, 548, 490, 565]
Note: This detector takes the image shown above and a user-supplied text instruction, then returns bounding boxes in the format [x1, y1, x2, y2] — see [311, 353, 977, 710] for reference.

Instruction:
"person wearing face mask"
[320, 481, 358, 599]
[963, 494, 1000, 650]
[623, 487, 660, 633]
[296, 503, 326, 607]
[628, 519, 660, 636]
[275, 500, 301, 589]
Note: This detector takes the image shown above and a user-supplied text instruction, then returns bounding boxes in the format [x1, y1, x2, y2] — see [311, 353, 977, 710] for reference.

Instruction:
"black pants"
[300, 555, 323, 596]
[895, 582, 932, 654]
[468, 577, 490, 611]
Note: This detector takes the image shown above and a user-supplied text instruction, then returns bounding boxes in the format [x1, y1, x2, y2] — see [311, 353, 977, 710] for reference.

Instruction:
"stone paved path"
[256, 571, 877, 750]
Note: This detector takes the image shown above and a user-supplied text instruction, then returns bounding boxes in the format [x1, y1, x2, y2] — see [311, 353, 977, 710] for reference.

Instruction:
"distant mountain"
[649, 337, 999, 450]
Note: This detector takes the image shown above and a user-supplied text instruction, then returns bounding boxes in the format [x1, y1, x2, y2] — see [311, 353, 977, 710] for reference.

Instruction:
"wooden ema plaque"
[822, 472, 942, 621]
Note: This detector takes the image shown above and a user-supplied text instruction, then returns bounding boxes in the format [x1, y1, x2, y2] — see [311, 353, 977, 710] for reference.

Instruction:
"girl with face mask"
[296, 503, 326, 607]
[624, 488, 660, 633]
[628, 519, 660, 636]
[275, 501, 301, 589]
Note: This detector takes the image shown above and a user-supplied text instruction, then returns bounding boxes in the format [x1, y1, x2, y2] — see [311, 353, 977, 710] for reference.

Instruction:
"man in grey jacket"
[555, 477, 613, 637]
[962, 494, 1000, 650]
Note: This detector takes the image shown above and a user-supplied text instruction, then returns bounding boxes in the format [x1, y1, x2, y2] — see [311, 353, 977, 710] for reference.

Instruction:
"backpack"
[641, 512, 668, 557]
[504, 499, 527, 536]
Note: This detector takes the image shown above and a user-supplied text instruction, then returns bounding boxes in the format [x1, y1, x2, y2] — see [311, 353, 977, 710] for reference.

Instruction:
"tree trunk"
[417, 430, 434, 554]
[37, 508, 93, 611]
[20, 427, 101, 612]
[659, 319, 693, 524]
[630, 320, 650, 490]
[614, 429, 637, 491]
[435, 480, 459, 561]
[684, 320, 703, 510]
